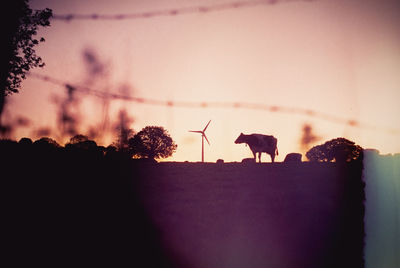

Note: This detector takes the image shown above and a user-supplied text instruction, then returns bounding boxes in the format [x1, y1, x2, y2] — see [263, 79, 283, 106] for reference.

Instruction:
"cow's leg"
[252, 151, 257, 161]
[258, 152, 262, 163]
[271, 153, 275, 163]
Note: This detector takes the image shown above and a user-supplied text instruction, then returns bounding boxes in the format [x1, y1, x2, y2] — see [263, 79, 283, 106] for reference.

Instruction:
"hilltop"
[2, 142, 364, 268]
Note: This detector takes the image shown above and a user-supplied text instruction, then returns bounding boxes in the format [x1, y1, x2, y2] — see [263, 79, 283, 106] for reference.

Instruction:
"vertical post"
[201, 135, 204, 162]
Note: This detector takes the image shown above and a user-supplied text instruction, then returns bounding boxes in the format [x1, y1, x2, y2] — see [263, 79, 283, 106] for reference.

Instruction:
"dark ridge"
[1, 140, 365, 267]
[1, 139, 174, 267]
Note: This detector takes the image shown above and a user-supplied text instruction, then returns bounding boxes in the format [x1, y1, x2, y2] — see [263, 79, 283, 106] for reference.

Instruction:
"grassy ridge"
[137, 162, 365, 268]
[2, 142, 364, 267]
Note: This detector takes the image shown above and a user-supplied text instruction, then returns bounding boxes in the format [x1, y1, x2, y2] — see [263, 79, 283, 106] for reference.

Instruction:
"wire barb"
[52, 0, 306, 21]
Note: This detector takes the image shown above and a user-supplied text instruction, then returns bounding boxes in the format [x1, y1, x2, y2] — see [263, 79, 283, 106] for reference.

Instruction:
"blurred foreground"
[138, 162, 364, 268]
[2, 142, 365, 267]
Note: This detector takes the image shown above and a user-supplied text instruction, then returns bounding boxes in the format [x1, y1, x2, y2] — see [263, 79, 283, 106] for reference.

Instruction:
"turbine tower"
[189, 120, 211, 162]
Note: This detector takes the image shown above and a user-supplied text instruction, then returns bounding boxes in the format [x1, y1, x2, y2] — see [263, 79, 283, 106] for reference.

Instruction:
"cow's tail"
[276, 147, 279, 156]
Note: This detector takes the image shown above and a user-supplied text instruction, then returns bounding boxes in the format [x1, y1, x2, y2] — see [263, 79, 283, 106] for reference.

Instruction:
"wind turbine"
[189, 120, 211, 162]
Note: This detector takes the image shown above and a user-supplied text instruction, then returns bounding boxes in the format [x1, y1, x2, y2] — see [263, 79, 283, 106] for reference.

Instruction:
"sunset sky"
[6, 0, 400, 162]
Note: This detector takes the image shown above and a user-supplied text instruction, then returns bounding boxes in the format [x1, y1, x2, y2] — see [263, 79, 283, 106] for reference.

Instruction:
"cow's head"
[234, 133, 246, 144]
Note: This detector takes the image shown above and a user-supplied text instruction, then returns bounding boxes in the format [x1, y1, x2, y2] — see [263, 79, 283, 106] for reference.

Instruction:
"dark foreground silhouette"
[1, 139, 174, 267]
[138, 162, 365, 268]
[1, 139, 365, 268]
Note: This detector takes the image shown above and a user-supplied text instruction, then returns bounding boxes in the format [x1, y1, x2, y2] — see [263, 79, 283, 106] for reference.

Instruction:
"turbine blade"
[203, 133, 210, 145]
[189, 130, 203, 133]
[203, 120, 211, 132]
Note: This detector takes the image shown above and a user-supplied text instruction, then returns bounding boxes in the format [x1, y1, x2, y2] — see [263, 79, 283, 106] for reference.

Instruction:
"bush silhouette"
[19, 137, 33, 146]
[306, 144, 329, 162]
[129, 126, 177, 160]
[65, 134, 97, 150]
[32, 137, 62, 156]
[68, 134, 89, 144]
[306, 137, 363, 162]
[33, 137, 61, 148]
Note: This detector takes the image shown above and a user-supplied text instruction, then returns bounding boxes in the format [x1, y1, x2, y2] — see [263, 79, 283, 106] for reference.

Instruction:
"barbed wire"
[52, 0, 312, 21]
[28, 72, 400, 135]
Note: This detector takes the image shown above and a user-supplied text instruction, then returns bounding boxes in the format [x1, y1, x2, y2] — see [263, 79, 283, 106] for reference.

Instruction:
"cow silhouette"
[235, 133, 278, 163]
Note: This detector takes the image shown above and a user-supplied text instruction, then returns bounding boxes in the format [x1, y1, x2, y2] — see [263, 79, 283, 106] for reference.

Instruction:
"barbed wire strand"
[28, 72, 400, 135]
[52, 0, 311, 21]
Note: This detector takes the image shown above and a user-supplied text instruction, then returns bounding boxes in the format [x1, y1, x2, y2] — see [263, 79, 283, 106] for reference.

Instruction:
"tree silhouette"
[306, 137, 363, 162]
[32, 137, 62, 155]
[33, 137, 60, 147]
[129, 126, 177, 160]
[64, 134, 104, 159]
[306, 144, 329, 162]
[0, 1, 52, 118]
[18, 137, 33, 146]
[68, 134, 89, 144]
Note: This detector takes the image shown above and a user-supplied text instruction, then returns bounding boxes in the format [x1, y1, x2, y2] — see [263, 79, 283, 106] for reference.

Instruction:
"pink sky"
[6, 0, 400, 162]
